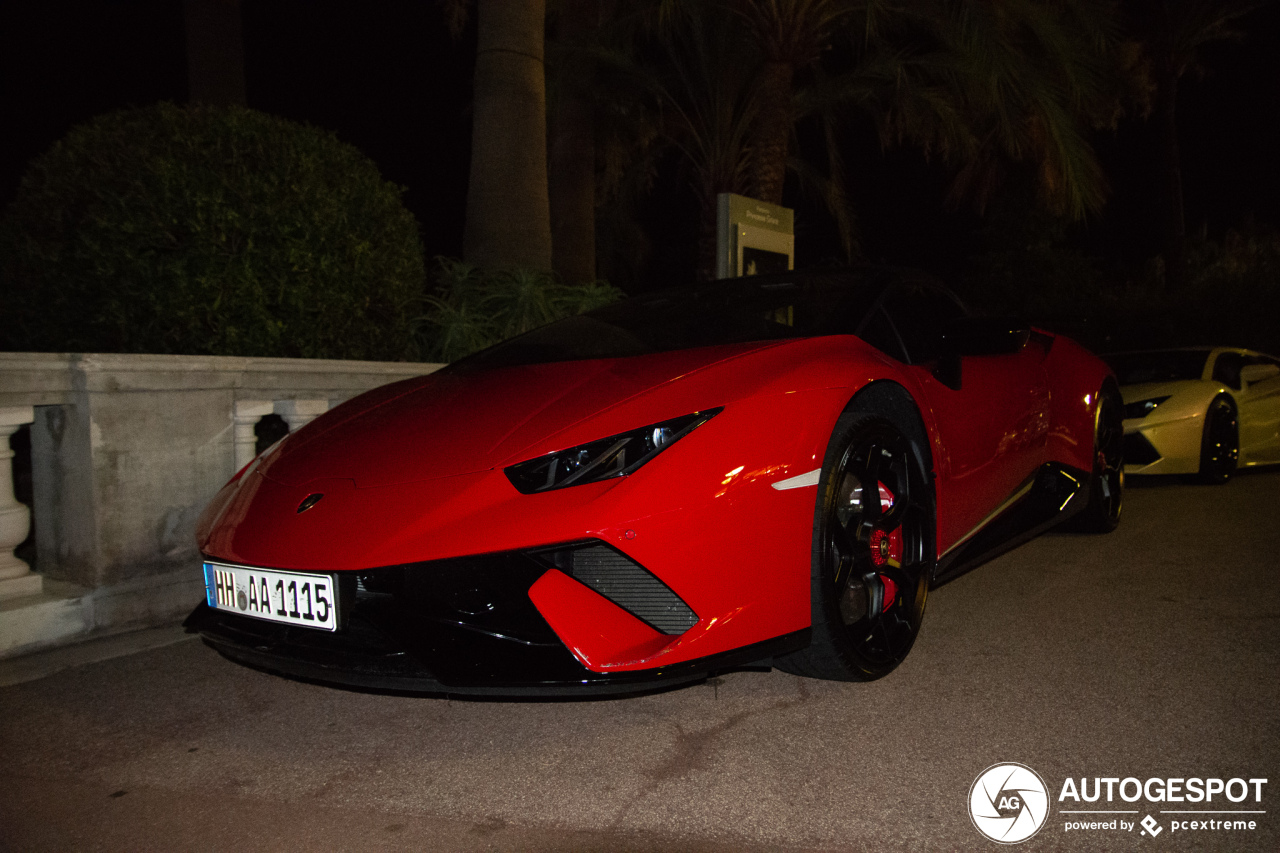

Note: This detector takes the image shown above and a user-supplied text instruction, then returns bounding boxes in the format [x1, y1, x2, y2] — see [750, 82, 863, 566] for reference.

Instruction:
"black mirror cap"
[934, 351, 963, 390]
[941, 316, 1032, 357]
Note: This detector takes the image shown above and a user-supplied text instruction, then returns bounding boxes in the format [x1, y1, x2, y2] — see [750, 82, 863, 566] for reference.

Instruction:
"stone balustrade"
[0, 352, 443, 657]
[0, 406, 39, 600]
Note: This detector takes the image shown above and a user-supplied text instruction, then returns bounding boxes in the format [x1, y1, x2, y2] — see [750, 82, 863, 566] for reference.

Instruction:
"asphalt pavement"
[2, 470, 1278, 852]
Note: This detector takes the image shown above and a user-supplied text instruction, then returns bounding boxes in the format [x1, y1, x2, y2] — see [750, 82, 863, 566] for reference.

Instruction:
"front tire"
[1071, 382, 1124, 533]
[776, 414, 935, 681]
[1199, 396, 1239, 484]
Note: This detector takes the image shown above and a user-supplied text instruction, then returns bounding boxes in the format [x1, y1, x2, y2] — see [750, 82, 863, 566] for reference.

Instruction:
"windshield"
[1106, 350, 1210, 385]
[450, 270, 891, 370]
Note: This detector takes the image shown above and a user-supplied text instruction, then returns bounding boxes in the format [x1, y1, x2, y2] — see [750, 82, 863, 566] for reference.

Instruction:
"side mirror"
[1241, 363, 1280, 385]
[941, 316, 1032, 356]
[933, 317, 1031, 391]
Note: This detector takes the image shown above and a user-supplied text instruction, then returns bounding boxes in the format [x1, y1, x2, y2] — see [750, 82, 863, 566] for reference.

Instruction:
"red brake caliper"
[868, 482, 901, 612]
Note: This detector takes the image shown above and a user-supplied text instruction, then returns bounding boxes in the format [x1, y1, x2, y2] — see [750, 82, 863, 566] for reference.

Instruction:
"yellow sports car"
[1109, 348, 1280, 482]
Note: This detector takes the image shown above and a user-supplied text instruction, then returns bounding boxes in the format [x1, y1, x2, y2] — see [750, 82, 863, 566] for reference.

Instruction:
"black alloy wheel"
[1072, 383, 1124, 533]
[777, 414, 934, 681]
[1199, 396, 1239, 484]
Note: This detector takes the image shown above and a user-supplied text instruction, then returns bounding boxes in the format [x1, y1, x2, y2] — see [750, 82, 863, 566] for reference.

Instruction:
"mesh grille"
[570, 545, 697, 635]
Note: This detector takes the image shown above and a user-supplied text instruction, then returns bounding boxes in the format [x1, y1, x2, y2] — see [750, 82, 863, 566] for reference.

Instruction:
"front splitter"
[184, 602, 807, 698]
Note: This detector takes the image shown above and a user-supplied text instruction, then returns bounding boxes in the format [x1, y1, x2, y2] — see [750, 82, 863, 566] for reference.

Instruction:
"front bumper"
[186, 544, 807, 697]
[1122, 415, 1203, 475]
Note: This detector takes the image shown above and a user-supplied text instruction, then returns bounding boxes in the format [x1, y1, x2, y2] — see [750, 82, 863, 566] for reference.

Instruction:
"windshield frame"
[446, 268, 901, 372]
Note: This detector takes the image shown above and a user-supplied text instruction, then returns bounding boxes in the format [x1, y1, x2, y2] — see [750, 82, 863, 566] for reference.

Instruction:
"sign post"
[715, 193, 795, 279]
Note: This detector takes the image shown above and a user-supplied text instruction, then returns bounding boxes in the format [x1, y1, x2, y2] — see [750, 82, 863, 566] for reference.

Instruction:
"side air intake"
[1123, 432, 1160, 466]
[566, 544, 698, 635]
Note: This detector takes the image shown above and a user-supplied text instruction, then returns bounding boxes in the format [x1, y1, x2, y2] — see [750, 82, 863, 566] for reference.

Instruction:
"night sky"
[3, 0, 1279, 291]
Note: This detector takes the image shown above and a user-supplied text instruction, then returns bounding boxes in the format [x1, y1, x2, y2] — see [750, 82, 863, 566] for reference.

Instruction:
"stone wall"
[0, 353, 443, 656]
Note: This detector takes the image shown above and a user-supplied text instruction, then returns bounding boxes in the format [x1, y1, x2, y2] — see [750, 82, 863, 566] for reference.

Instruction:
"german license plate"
[203, 562, 338, 631]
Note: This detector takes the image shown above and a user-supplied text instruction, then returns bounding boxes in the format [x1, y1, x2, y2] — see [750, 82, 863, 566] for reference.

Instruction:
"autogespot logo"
[969, 763, 1050, 844]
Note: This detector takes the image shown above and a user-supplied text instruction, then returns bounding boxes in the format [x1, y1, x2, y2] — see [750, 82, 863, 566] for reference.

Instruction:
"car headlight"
[505, 408, 723, 493]
[1123, 396, 1171, 419]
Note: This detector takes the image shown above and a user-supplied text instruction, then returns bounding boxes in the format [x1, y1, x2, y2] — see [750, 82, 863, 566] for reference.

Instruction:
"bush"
[959, 179, 1105, 323]
[0, 103, 424, 359]
[417, 257, 624, 362]
[1100, 229, 1280, 355]
[961, 223, 1280, 356]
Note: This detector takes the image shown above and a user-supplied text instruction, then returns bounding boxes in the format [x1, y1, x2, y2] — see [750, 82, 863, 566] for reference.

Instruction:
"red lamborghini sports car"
[187, 268, 1123, 696]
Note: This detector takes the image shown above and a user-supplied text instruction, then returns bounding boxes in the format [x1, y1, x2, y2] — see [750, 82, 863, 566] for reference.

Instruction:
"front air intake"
[1123, 432, 1160, 465]
[565, 543, 698, 635]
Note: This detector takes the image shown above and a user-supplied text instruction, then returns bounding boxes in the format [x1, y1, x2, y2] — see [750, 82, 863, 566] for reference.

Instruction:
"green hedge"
[0, 103, 424, 359]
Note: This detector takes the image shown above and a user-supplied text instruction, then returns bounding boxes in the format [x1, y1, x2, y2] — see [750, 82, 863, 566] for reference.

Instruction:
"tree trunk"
[747, 60, 795, 205]
[1154, 70, 1186, 289]
[464, 0, 553, 272]
[697, 190, 719, 281]
[183, 0, 246, 106]
[548, 0, 597, 284]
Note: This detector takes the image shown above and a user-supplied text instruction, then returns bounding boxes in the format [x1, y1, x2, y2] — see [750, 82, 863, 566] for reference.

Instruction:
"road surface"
[2, 471, 1277, 851]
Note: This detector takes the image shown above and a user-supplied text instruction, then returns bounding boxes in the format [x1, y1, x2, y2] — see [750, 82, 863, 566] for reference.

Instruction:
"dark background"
[3, 0, 1278, 291]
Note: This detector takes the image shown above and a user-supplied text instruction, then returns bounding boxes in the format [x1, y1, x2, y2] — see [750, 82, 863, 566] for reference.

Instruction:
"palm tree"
[547, 0, 601, 284]
[463, 0, 553, 272]
[723, 0, 860, 205]
[732, 0, 1126, 218]
[1125, 0, 1259, 287]
[923, 0, 1125, 219]
[609, 0, 1127, 278]
[652, 8, 764, 275]
[596, 2, 849, 277]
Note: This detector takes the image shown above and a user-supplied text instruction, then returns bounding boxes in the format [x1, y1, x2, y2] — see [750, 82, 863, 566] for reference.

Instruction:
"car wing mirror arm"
[934, 351, 963, 390]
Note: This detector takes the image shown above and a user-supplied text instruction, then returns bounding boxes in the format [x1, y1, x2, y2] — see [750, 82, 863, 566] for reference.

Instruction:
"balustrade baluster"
[0, 406, 40, 599]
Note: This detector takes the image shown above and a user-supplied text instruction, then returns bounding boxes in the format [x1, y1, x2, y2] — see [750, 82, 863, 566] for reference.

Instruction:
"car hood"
[1120, 380, 1174, 404]
[1119, 379, 1228, 426]
[259, 341, 789, 488]
[1119, 379, 1220, 403]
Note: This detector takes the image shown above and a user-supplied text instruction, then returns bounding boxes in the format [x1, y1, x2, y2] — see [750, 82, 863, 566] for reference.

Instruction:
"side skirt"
[931, 462, 1089, 587]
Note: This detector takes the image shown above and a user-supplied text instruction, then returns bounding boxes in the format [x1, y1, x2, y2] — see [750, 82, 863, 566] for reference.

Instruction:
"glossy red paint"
[199, 381, 853, 668]
[908, 339, 1052, 548]
[261, 342, 796, 488]
[197, 328, 1113, 675]
[1041, 332, 1115, 471]
[529, 569, 672, 668]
